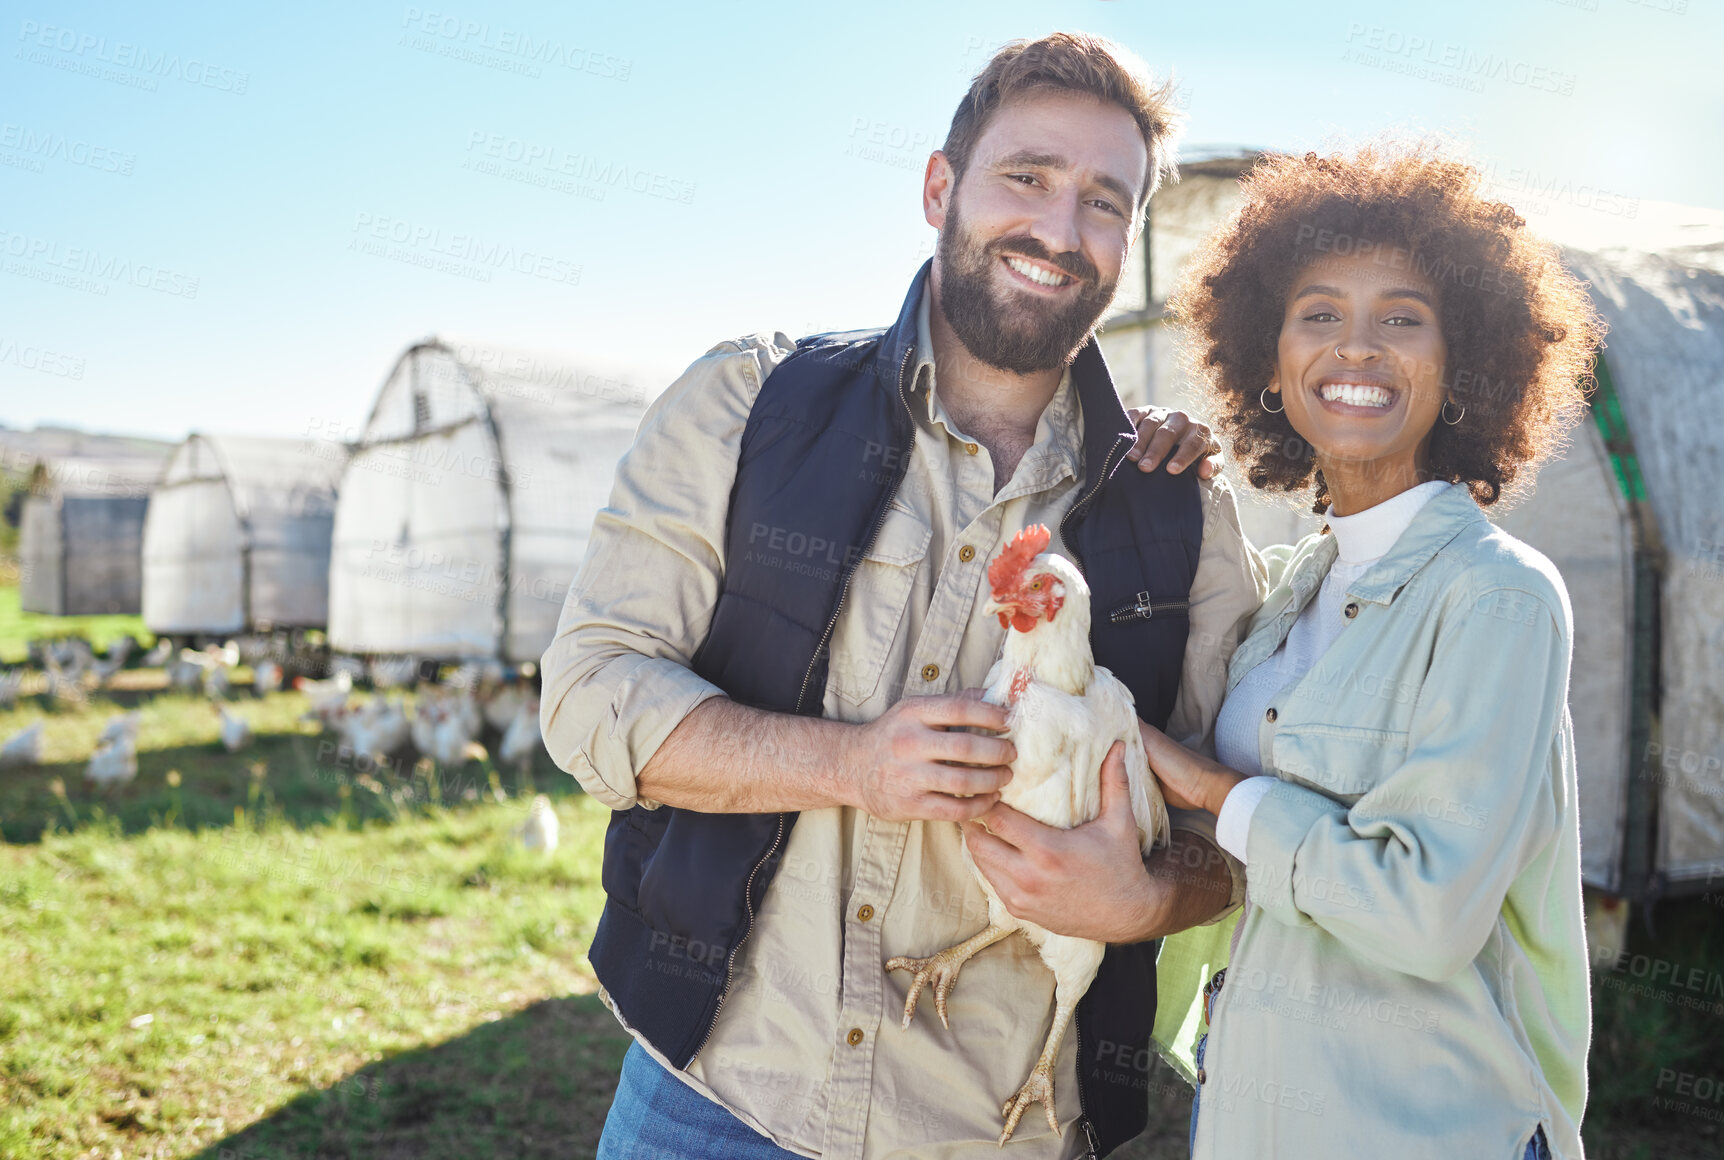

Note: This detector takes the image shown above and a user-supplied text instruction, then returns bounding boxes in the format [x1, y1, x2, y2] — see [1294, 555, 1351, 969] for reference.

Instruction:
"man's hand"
[841, 692, 1016, 822]
[961, 742, 1159, 943]
[1125, 406, 1223, 478]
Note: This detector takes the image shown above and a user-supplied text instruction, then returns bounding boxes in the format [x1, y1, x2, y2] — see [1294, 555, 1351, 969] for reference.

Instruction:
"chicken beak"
[982, 595, 1012, 629]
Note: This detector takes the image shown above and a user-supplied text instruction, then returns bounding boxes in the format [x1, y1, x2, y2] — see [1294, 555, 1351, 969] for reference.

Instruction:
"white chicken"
[483, 681, 529, 732]
[454, 688, 483, 738]
[297, 671, 353, 726]
[167, 649, 207, 691]
[340, 696, 411, 763]
[409, 693, 442, 758]
[86, 734, 138, 787]
[98, 711, 143, 748]
[253, 659, 283, 697]
[90, 637, 132, 686]
[885, 524, 1169, 1144]
[431, 701, 485, 768]
[498, 696, 541, 773]
[216, 703, 252, 752]
[42, 652, 83, 704]
[0, 668, 24, 710]
[516, 793, 558, 854]
[203, 655, 232, 700]
[0, 721, 45, 769]
[140, 638, 174, 669]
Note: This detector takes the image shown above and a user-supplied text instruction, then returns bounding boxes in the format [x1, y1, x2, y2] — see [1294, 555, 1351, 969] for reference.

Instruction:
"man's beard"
[934, 196, 1119, 375]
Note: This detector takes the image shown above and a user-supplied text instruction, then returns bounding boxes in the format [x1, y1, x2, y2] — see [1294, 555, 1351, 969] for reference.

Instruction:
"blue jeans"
[1187, 1032, 1551, 1159]
[597, 1040, 804, 1160]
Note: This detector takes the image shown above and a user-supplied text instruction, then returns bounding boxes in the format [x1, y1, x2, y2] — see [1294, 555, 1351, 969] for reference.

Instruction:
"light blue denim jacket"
[1158, 482, 1591, 1160]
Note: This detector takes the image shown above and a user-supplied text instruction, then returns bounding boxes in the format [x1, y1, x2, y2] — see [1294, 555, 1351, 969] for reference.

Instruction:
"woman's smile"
[1311, 374, 1399, 415]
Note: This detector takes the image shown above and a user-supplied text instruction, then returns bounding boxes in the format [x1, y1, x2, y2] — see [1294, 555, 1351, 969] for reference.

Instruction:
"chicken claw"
[999, 1061, 1059, 1145]
[885, 923, 1014, 1030]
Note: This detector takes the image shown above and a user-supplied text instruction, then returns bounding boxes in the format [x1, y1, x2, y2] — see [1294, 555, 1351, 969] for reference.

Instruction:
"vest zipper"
[692, 339, 918, 1065]
[1107, 593, 1190, 624]
[1058, 433, 1131, 579]
[1075, 1013, 1101, 1157]
[1079, 1112, 1101, 1158]
[689, 811, 786, 1062]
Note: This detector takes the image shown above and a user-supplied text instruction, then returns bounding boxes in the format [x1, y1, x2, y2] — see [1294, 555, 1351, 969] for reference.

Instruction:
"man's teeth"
[1319, 382, 1394, 408]
[1004, 256, 1070, 287]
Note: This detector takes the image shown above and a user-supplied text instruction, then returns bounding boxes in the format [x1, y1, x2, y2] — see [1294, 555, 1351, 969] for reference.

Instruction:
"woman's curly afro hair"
[1169, 144, 1603, 511]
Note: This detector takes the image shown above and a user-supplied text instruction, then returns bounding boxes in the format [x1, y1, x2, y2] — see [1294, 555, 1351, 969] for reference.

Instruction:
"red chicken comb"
[989, 524, 1051, 593]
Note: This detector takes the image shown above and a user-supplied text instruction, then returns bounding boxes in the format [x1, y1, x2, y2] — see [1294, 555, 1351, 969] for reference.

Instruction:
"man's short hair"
[941, 32, 1182, 215]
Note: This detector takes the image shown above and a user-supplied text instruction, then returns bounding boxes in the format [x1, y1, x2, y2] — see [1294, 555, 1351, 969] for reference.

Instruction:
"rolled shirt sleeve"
[1245, 577, 1572, 982]
[538, 333, 796, 810]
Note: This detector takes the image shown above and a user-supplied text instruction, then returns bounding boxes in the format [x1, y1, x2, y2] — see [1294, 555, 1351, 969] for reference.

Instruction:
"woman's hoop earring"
[1260, 386, 1285, 414]
[1441, 399, 1466, 426]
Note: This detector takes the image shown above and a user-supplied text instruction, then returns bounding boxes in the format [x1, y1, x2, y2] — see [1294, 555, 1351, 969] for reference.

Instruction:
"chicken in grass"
[216, 703, 252, 752]
[516, 793, 558, 854]
[885, 524, 1169, 1145]
[0, 721, 44, 769]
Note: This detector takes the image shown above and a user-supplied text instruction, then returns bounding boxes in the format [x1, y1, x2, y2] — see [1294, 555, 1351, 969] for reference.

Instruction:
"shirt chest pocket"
[825, 510, 932, 707]
[1270, 723, 1410, 801]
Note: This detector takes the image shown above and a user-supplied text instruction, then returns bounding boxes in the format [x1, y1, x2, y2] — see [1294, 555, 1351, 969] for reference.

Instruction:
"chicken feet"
[885, 923, 1014, 1030]
[999, 994, 1077, 1144]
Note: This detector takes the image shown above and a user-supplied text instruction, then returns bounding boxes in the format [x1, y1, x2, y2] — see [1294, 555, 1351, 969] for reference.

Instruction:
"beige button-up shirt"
[543, 290, 1264, 1158]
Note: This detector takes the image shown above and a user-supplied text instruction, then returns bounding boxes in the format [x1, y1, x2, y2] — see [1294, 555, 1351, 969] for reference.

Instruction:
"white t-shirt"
[1213, 481, 1450, 859]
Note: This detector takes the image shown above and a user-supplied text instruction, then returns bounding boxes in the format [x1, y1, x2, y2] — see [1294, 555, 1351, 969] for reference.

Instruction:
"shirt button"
[847, 1027, 865, 1047]
[922, 663, 940, 682]
[1343, 602, 1360, 619]
[1197, 1067, 1207, 1084]
[965, 442, 979, 455]
[958, 545, 976, 562]
[856, 904, 875, 922]
[1265, 708, 1278, 723]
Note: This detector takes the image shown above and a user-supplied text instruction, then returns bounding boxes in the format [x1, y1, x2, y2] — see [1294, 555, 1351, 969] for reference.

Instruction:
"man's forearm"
[636, 696, 856, 813]
[1136, 830, 1236, 940]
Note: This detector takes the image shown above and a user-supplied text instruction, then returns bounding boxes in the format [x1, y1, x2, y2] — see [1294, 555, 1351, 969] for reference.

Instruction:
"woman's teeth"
[1004, 255, 1071, 287]
[1318, 382, 1393, 408]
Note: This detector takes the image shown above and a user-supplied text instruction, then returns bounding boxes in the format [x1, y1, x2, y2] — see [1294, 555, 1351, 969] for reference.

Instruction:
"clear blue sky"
[4, 0, 1719, 441]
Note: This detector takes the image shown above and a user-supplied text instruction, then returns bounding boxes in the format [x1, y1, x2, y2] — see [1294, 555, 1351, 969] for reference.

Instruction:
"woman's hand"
[1125, 406, 1224, 477]
[1139, 720, 1246, 817]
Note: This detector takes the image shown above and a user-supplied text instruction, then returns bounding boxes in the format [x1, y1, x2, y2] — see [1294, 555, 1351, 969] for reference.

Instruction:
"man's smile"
[999, 253, 1076, 291]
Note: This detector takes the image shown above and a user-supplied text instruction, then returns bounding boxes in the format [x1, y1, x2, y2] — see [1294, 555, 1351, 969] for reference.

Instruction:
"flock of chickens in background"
[0, 638, 558, 854]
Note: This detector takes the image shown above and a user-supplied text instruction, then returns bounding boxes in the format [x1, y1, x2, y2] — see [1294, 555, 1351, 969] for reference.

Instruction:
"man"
[541, 31, 1262, 1160]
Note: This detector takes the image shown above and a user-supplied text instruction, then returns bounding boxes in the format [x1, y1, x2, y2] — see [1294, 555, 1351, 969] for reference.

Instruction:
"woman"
[1142, 146, 1601, 1159]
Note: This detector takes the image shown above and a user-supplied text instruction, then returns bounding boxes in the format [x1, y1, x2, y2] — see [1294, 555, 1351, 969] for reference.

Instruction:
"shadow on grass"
[191, 994, 630, 1160]
[0, 726, 574, 845]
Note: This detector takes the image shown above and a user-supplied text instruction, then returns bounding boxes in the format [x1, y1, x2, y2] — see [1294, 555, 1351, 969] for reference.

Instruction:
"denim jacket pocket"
[825, 508, 931, 707]
[1270, 723, 1410, 799]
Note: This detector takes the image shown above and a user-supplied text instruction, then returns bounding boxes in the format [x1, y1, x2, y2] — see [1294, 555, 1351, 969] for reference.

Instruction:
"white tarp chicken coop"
[18, 451, 169, 615]
[141, 433, 349, 635]
[1104, 155, 1724, 899]
[326, 338, 649, 664]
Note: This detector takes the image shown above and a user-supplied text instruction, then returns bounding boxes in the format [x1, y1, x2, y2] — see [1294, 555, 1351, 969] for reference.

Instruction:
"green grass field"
[1, 686, 1721, 1159]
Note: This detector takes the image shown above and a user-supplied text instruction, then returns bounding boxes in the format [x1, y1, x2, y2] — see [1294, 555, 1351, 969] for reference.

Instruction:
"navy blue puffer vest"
[589, 263, 1203, 1156]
